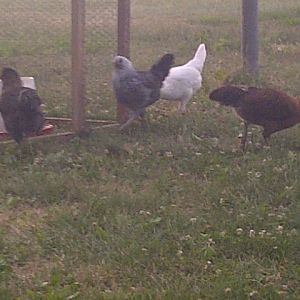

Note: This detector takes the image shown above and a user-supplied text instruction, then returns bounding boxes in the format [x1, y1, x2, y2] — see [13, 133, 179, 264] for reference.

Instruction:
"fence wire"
[0, 0, 117, 121]
[85, 0, 117, 120]
[0, 0, 299, 124]
[0, 0, 72, 117]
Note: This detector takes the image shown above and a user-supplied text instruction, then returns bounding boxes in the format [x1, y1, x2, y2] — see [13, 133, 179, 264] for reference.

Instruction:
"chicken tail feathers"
[150, 53, 174, 82]
[18, 88, 45, 134]
[185, 44, 207, 72]
[209, 85, 249, 107]
[19, 88, 42, 112]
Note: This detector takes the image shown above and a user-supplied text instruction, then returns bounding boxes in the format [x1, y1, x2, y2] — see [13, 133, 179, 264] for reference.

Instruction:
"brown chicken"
[209, 85, 300, 150]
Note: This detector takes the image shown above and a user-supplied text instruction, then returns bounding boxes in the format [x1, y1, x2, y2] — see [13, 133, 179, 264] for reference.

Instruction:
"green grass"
[0, 1, 300, 299]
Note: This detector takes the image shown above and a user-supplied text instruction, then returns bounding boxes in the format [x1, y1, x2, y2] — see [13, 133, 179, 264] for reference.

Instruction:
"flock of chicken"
[112, 43, 300, 150]
[112, 44, 206, 130]
[0, 43, 300, 149]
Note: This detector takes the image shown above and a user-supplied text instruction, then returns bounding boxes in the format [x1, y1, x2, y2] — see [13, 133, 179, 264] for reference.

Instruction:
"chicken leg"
[240, 121, 249, 151]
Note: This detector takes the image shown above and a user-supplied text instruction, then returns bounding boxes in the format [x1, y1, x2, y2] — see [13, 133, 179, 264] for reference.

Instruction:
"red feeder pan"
[0, 124, 54, 141]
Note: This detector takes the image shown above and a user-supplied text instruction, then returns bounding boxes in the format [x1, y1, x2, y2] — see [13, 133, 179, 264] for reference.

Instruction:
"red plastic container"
[0, 124, 54, 141]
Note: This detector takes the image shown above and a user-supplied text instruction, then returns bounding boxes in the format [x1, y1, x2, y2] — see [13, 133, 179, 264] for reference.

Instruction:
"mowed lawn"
[0, 1, 300, 299]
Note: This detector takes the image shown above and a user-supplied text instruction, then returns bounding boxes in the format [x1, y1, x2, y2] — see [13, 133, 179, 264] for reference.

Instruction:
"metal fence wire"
[85, 0, 117, 120]
[0, 0, 117, 121]
[0, 0, 299, 127]
[0, 0, 72, 118]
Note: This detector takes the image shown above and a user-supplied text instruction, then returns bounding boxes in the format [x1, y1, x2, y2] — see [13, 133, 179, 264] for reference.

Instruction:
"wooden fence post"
[242, 0, 259, 75]
[72, 0, 86, 134]
[116, 0, 131, 123]
[118, 0, 130, 58]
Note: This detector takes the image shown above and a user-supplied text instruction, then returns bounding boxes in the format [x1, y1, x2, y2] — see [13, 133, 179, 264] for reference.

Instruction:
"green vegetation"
[0, 0, 299, 299]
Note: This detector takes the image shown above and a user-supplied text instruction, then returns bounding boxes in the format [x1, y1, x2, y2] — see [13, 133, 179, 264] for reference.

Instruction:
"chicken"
[112, 53, 174, 130]
[0, 68, 45, 143]
[209, 85, 300, 150]
[160, 43, 207, 113]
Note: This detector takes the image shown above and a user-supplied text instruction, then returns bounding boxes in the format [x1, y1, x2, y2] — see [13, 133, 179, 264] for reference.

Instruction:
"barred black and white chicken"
[0, 68, 45, 143]
[112, 53, 174, 130]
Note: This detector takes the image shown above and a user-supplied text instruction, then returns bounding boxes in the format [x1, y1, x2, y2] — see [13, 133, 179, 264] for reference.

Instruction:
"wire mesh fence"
[0, 0, 299, 129]
[0, 0, 72, 118]
[85, 0, 117, 120]
[0, 0, 117, 122]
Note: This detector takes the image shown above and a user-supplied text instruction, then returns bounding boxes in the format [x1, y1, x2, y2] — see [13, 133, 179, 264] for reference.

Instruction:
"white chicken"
[160, 43, 207, 113]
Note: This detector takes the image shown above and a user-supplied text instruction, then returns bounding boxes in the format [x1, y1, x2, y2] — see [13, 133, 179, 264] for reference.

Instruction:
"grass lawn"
[0, 0, 300, 299]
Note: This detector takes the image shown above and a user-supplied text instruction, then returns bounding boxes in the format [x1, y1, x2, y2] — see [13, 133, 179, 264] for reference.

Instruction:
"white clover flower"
[236, 228, 243, 235]
[164, 151, 173, 158]
[255, 172, 262, 178]
[180, 235, 192, 241]
[204, 260, 213, 270]
[41, 282, 49, 287]
[277, 225, 283, 234]
[207, 238, 215, 246]
[258, 229, 267, 237]
[249, 229, 255, 237]
[249, 290, 259, 298]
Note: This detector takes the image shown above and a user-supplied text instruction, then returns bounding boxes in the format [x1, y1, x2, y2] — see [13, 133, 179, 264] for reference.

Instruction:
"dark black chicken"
[0, 68, 45, 143]
[112, 53, 174, 130]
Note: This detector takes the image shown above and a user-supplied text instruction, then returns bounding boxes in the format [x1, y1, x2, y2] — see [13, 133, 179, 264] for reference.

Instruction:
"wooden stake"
[46, 117, 117, 125]
[118, 0, 131, 58]
[242, 0, 259, 75]
[72, 0, 86, 134]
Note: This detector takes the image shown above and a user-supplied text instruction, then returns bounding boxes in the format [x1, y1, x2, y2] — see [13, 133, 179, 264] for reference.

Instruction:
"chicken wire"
[85, 0, 117, 120]
[129, 0, 300, 94]
[0, 0, 117, 121]
[0, 0, 299, 123]
[0, 0, 72, 118]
